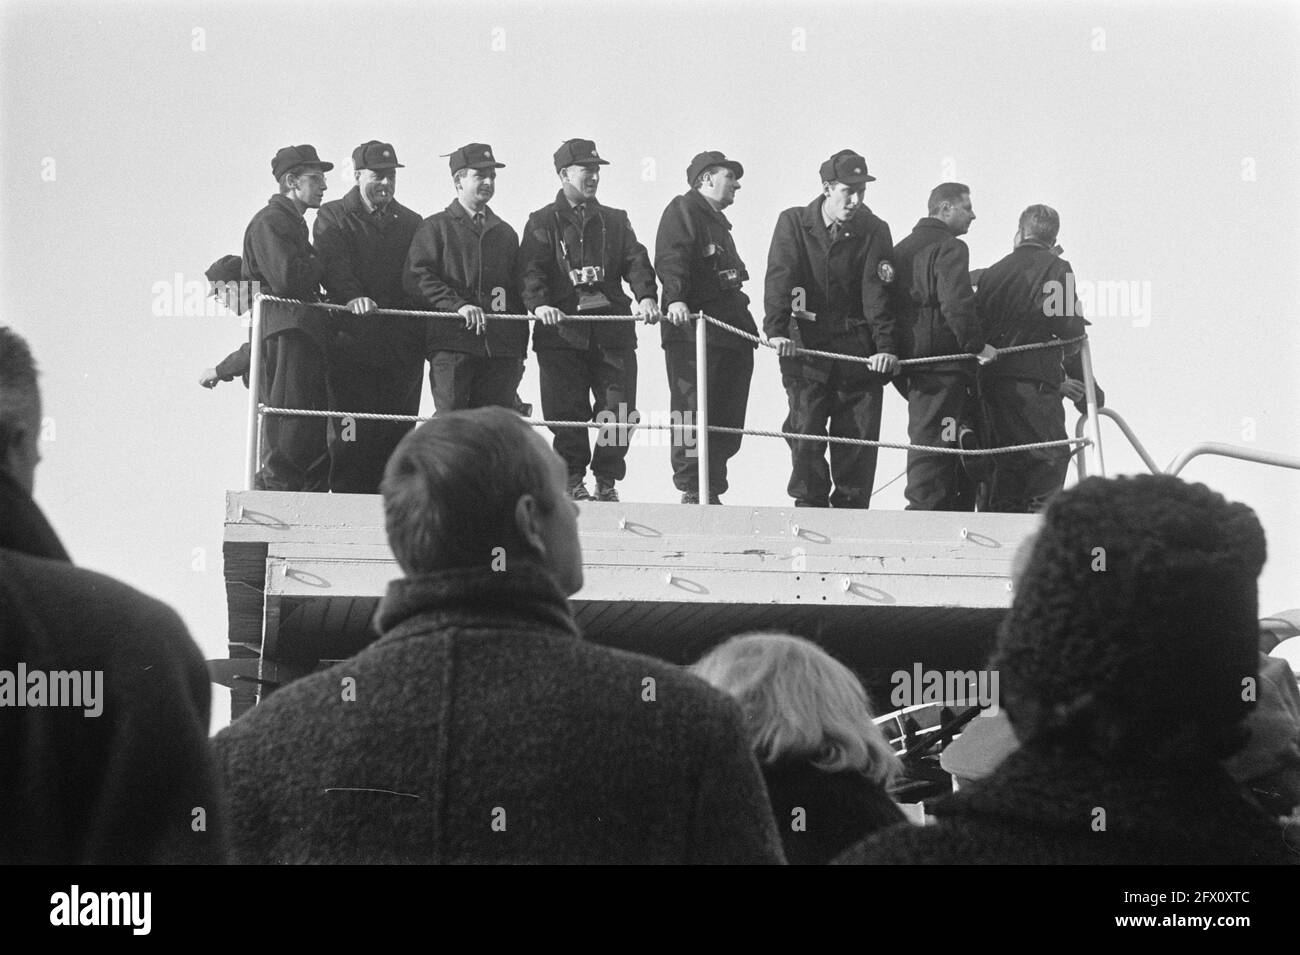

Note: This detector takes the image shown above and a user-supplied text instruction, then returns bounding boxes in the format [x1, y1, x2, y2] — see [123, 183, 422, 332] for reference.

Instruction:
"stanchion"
[245, 296, 264, 490]
[1080, 338, 1105, 478]
[694, 312, 710, 505]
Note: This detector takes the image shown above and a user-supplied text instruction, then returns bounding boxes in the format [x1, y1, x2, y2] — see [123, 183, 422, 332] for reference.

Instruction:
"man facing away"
[654, 150, 758, 505]
[520, 139, 660, 503]
[314, 140, 424, 494]
[837, 474, 1295, 865]
[241, 144, 336, 492]
[212, 406, 785, 863]
[404, 143, 528, 417]
[891, 182, 997, 511]
[975, 204, 1088, 512]
[764, 149, 899, 508]
[1, 327, 225, 863]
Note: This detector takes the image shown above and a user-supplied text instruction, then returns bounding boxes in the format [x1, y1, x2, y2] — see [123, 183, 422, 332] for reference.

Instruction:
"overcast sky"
[3, 0, 1297, 729]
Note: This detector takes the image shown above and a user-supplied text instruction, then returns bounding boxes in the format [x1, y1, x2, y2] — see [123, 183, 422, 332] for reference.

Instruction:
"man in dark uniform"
[199, 254, 252, 390]
[976, 204, 1089, 512]
[520, 139, 660, 503]
[764, 150, 898, 508]
[404, 143, 527, 417]
[314, 140, 424, 494]
[654, 150, 758, 505]
[891, 182, 997, 511]
[242, 144, 335, 492]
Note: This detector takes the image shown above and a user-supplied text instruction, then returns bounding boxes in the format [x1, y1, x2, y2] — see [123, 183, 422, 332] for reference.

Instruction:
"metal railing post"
[1079, 338, 1105, 478]
[245, 296, 264, 490]
[695, 312, 711, 505]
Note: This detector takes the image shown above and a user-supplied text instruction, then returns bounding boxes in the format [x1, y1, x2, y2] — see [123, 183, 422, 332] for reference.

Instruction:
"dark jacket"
[214, 341, 250, 388]
[835, 746, 1296, 865]
[763, 761, 906, 865]
[314, 186, 425, 367]
[213, 560, 786, 864]
[891, 217, 985, 373]
[976, 241, 1088, 386]
[654, 189, 757, 352]
[0, 548, 226, 863]
[0, 471, 69, 562]
[520, 192, 658, 352]
[404, 201, 527, 359]
[241, 194, 334, 348]
[764, 197, 896, 362]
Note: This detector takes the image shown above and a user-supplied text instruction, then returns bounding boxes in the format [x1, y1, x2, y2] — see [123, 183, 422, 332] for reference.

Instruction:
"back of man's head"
[381, 407, 579, 590]
[0, 326, 41, 494]
[995, 474, 1267, 764]
[1018, 204, 1060, 246]
[927, 182, 970, 216]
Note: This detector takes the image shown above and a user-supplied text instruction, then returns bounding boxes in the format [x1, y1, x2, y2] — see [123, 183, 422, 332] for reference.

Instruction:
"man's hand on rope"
[347, 296, 377, 315]
[199, 367, 221, 389]
[665, 301, 692, 327]
[533, 306, 565, 326]
[458, 303, 487, 335]
[975, 344, 999, 365]
[767, 336, 797, 357]
[867, 353, 899, 375]
[634, 298, 662, 325]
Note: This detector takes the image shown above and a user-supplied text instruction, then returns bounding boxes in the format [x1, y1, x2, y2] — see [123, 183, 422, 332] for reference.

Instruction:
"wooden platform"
[220, 491, 1039, 716]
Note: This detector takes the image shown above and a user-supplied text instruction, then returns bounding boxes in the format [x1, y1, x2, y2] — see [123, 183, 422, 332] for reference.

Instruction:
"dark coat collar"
[444, 199, 503, 233]
[934, 744, 1284, 853]
[376, 558, 580, 639]
[267, 193, 305, 220]
[911, 216, 951, 237]
[552, 190, 603, 224]
[684, 188, 732, 230]
[0, 470, 71, 563]
[799, 197, 879, 243]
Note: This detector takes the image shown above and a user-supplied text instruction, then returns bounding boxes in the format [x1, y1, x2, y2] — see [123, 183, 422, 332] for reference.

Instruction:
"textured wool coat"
[835, 746, 1296, 865]
[0, 548, 226, 864]
[214, 560, 786, 864]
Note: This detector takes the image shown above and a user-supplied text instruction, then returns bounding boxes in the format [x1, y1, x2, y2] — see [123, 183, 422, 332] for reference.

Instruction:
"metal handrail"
[1074, 407, 1300, 480]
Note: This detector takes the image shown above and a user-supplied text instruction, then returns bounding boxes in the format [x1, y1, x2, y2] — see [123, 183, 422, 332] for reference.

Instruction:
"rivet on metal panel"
[664, 572, 674, 585]
[792, 524, 801, 536]
[841, 577, 852, 592]
[960, 527, 970, 540]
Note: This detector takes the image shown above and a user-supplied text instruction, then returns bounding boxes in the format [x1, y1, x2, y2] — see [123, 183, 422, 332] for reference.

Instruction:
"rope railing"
[246, 295, 1105, 495]
[259, 406, 1087, 456]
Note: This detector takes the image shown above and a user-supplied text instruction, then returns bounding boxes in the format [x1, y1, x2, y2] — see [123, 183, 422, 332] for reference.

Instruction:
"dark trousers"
[326, 353, 423, 494]
[538, 346, 636, 483]
[428, 351, 524, 416]
[904, 371, 979, 511]
[984, 376, 1069, 513]
[256, 330, 330, 492]
[782, 361, 884, 508]
[665, 343, 754, 496]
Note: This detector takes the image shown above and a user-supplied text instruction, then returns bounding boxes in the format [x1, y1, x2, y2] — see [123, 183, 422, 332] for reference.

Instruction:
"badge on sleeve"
[877, 259, 895, 284]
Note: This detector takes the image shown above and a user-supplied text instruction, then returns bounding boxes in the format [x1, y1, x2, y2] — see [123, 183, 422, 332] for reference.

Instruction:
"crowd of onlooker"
[3, 325, 1298, 864]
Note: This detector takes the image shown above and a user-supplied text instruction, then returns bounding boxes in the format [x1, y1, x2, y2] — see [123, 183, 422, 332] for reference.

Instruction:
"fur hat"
[994, 474, 1266, 762]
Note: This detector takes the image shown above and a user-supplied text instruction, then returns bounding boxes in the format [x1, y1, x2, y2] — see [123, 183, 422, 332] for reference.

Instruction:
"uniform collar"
[555, 190, 601, 220]
[269, 193, 305, 220]
[685, 187, 732, 229]
[448, 199, 498, 229]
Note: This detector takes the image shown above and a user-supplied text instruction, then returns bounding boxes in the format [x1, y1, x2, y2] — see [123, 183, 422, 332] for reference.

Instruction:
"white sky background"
[2, 0, 1297, 731]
